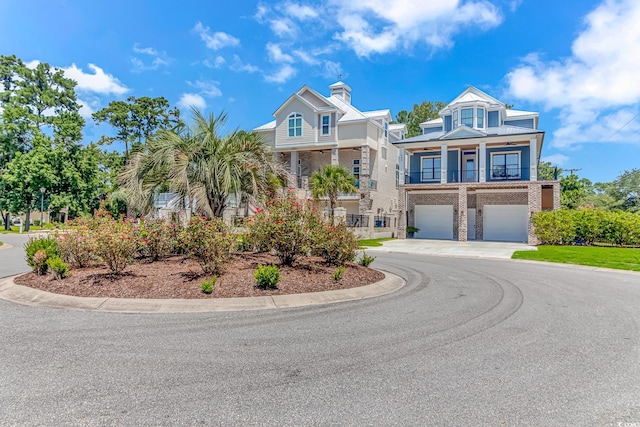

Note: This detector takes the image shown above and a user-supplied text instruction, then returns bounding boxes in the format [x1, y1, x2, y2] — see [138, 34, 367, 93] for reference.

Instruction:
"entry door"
[467, 208, 476, 240]
[462, 151, 477, 182]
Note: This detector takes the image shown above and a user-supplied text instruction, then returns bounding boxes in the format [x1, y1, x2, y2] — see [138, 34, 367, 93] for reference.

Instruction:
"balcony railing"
[490, 166, 524, 181]
[404, 167, 530, 184]
[346, 214, 368, 228]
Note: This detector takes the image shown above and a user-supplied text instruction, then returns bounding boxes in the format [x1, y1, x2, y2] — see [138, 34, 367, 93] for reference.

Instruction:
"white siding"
[275, 98, 316, 146]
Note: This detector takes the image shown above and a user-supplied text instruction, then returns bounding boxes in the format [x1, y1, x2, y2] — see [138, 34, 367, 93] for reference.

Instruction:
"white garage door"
[414, 205, 454, 240]
[483, 205, 528, 242]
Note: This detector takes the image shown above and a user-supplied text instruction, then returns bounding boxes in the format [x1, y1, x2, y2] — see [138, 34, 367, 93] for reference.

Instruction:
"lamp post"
[39, 187, 45, 227]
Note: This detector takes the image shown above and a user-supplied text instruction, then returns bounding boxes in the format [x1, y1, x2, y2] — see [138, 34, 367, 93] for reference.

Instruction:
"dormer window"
[477, 108, 485, 128]
[384, 121, 388, 139]
[461, 108, 473, 127]
[453, 110, 458, 128]
[288, 113, 302, 137]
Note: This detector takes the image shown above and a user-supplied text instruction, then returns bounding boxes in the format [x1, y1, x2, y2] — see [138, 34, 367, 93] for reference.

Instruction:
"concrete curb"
[0, 271, 405, 313]
[0, 242, 13, 251]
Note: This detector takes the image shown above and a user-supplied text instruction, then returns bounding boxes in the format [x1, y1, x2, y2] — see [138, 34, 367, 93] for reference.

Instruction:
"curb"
[0, 242, 13, 251]
[0, 271, 405, 313]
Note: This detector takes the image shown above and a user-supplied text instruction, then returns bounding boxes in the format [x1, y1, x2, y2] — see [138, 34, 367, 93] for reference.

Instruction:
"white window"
[384, 121, 388, 139]
[381, 147, 387, 160]
[453, 110, 458, 128]
[395, 163, 400, 187]
[352, 159, 360, 180]
[491, 152, 520, 180]
[288, 113, 302, 137]
[477, 107, 485, 128]
[321, 114, 330, 136]
[461, 108, 473, 127]
[421, 156, 441, 181]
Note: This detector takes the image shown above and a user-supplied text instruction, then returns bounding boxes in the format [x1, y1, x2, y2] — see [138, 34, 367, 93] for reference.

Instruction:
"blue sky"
[1, 0, 639, 183]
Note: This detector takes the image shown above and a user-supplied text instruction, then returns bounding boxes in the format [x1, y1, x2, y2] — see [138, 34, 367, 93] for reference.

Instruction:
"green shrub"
[34, 219, 41, 226]
[254, 264, 280, 289]
[312, 221, 358, 265]
[332, 266, 346, 281]
[358, 252, 376, 267]
[25, 236, 59, 274]
[182, 216, 235, 275]
[532, 210, 576, 245]
[201, 276, 217, 294]
[247, 193, 321, 266]
[91, 212, 140, 274]
[46, 256, 69, 280]
[235, 233, 251, 252]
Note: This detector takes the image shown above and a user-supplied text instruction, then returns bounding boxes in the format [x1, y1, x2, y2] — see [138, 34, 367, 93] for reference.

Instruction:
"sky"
[1, 0, 639, 183]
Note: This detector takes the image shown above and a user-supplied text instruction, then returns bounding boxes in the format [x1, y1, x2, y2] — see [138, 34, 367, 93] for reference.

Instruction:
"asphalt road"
[0, 233, 31, 278]
[1, 252, 639, 426]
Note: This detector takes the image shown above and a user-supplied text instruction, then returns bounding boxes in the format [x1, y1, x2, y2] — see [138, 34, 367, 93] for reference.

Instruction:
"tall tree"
[394, 101, 447, 138]
[120, 108, 284, 218]
[560, 173, 591, 210]
[92, 96, 182, 161]
[309, 165, 358, 217]
[0, 55, 85, 229]
[538, 161, 561, 180]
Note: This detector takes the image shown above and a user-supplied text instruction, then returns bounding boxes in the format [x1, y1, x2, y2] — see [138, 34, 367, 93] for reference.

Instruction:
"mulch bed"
[14, 253, 384, 299]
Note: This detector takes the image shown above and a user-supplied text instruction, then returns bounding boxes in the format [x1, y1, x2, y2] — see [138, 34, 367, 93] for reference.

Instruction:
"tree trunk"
[1, 212, 10, 231]
[24, 211, 31, 232]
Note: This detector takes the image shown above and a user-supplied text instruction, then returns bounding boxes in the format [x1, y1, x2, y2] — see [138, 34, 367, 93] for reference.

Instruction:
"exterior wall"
[504, 118, 535, 129]
[256, 130, 275, 148]
[275, 98, 316, 146]
[338, 122, 368, 148]
[300, 90, 328, 108]
[423, 127, 440, 134]
[317, 112, 337, 144]
[444, 115, 452, 132]
[370, 141, 400, 215]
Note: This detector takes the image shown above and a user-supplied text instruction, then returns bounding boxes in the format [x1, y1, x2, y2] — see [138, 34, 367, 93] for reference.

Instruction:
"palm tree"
[309, 164, 358, 217]
[120, 108, 285, 218]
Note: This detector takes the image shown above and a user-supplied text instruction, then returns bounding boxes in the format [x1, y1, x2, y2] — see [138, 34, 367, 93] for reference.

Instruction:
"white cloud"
[265, 64, 297, 83]
[322, 60, 343, 79]
[230, 55, 261, 73]
[131, 44, 171, 72]
[505, 0, 640, 148]
[541, 153, 569, 166]
[25, 60, 40, 69]
[270, 17, 297, 37]
[267, 43, 295, 63]
[62, 63, 128, 95]
[177, 93, 207, 111]
[187, 80, 223, 98]
[285, 2, 318, 20]
[293, 49, 320, 65]
[193, 22, 240, 50]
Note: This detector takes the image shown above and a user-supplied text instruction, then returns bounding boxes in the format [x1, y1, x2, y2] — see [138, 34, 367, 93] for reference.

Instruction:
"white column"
[440, 145, 448, 183]
[529, 138, 538, 181]
[290, 151, 298, 175]
[479, 142, 486, 183]
[331, 147, 339, 165]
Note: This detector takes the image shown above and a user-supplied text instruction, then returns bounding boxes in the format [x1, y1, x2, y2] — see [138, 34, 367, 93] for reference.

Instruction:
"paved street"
[0, 233, 31, 278]
[1, 251, 639, 425]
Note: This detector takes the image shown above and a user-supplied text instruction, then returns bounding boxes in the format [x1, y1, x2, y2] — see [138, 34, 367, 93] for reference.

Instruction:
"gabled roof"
[440, 86, 505, 113]
[420, 117, 443, 127]
[363, 109, 391, 119]
[254, 120, 276, 131]
[505, 109, 538, 118]
[389, 123, 407, 131]
[328, 94, 369, 122]
[441, 125, 486, 139]
[395, 125, 543, 144]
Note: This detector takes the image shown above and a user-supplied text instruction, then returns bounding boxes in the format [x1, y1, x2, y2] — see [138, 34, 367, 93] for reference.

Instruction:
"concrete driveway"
[366, 238, 537, 259]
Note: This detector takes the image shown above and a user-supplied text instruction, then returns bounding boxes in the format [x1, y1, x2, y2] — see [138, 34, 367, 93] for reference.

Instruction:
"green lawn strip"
[512, 245, 640, 272]
[358, 238, 395, 247]
[0, 225, 52, 234]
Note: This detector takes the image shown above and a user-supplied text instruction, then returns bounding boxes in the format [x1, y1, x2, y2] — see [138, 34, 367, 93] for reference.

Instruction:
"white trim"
[321, 113, 331, 136]
[420, 155, 441, 182]
[287, 112, 303, 138]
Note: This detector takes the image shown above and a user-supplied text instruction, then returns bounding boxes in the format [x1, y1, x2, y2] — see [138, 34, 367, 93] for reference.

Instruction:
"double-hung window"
[288, 113, 302, 137]
[384, 121, 388, 139]
[321, 114, 330, 135]
[461, 108, 473, 127]
[352, 159, 360, 180]
[421, 157, 441, 181]
[477, 107, 485, 128]
[491, 153, 520, 179]
[453, 110, 458, 128]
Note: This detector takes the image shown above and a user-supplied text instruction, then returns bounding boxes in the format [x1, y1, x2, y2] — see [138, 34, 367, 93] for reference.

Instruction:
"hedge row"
[532, 209, 640, 246]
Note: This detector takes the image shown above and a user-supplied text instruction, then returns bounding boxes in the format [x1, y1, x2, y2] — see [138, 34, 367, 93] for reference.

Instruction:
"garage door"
[483, 205, 528, 242]
[414, 205, 454, 240]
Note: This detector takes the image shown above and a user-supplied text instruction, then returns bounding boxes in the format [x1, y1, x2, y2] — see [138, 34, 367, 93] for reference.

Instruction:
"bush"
[332, 266, 346, 282]
[55, 229, 94, 268]
[201, 276, 217, 294]
[91, 212, 139, 274]
[25, 236, 59, 275]
[46, 256, 69, 280]
[531, 210, 576, 245]
[235, 233, 251, 252]
[138, 218, 176, 261]
[358, 252, 376, 267]
[254, 264, 280, 289]
[247, 193, 321, 266]
[312, 221, 358, 265]
[181, 216, 235, 275]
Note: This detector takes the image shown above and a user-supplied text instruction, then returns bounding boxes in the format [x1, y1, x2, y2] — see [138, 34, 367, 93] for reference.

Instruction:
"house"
[253, 81, 405, 221]
[394, 86, 560, 244]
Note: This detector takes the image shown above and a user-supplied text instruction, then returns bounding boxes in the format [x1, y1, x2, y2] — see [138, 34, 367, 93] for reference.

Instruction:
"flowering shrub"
[91, 212, 140, 274]
[138, 218, 177, 261]
[55, 228, 94, 268]
[311, 221, 358, 265]
[181, 216, 235, 275]
[247, 193, 321, 266]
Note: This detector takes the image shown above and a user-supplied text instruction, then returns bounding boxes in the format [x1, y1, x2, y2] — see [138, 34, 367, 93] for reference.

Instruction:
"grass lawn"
[0, 225, 53, 234]
[512, 245, 640, 272]
[358, 238, 395, 247]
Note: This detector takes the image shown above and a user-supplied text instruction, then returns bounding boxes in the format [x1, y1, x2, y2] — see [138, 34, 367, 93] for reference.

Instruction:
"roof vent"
[329, 81, 352, 104]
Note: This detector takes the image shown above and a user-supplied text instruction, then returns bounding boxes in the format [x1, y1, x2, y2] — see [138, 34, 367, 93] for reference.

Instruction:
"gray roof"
[396, 125, 543, 144]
